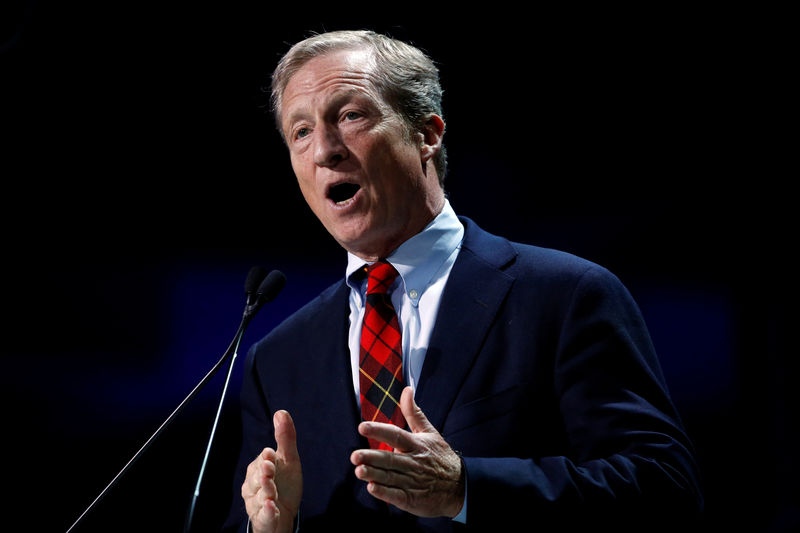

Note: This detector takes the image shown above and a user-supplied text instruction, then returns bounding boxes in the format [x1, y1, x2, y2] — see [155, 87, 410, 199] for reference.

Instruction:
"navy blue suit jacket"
[224, 218, 703, 532]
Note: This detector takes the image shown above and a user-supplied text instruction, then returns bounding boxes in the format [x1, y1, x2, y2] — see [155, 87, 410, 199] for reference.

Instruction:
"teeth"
[329, 182, 360, 205]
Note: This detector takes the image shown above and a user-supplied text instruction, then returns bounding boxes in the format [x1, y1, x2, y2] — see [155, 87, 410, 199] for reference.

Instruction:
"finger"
[358, 420, 417, 452]
[350, 448, 417, 471]
[261, 447, 277, 463]
[400, 386, 435, 434]
[258, 449, 277, 479]
[252, 498, 280, 530]
[354, 462, 425, 489]
[243, 470, 271, 517]
[260, 475, 278, 500]
[247, 474, 279, 524]
[244, 449, 275, 497]
[274, 410, 300, 462]
[259, 459, 276, 484]
[365, 481, 411, 512]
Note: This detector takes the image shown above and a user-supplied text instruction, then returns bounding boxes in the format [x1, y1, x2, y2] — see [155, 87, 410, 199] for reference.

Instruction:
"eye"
[294, 127, 310, 140]
[343, 111, 361, 121]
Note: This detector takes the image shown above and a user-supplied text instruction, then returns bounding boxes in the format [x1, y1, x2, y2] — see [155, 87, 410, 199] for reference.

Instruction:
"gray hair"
[271, 30, 448, 184]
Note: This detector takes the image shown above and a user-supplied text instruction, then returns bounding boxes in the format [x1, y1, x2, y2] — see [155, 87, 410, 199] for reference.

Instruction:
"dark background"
[2, 2, 793, 532]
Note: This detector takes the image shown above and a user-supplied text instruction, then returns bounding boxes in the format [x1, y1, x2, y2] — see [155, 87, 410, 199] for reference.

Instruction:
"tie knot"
[365, 260, 399, 296]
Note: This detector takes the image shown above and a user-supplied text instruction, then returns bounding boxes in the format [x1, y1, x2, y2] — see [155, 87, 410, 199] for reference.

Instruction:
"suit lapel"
[415, 218, 517, 432]
[311, 281, 362, 440]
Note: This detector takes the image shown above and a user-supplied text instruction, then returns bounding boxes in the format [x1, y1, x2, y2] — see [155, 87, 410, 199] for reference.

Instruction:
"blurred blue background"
[2, 3, 792, 532]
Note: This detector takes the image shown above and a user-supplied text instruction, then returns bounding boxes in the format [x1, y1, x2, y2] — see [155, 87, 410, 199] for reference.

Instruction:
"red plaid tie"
[359, 260, 406, 450]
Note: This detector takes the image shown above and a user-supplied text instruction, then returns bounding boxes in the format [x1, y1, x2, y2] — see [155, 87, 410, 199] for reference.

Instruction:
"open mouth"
[328, 182, 361, 205]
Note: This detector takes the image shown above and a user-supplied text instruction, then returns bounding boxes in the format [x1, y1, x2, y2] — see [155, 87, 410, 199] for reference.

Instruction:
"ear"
[419, 114, 445, 164]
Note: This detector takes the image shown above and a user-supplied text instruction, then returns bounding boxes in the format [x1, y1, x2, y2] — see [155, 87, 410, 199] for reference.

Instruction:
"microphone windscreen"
[245, 266, 268, 295]
[257, 270, 286, 303]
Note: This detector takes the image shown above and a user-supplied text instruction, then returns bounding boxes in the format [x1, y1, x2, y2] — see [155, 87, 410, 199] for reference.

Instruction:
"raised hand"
[350, 386, 465, 518]
[242, 410, 303, 533]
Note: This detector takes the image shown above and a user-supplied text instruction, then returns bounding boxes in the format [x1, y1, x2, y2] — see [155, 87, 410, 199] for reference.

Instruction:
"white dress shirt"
[345, 199, 464, 405]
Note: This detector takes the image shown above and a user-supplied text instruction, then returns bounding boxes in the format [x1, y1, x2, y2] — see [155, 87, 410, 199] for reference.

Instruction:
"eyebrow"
[284, 88, 376, 130]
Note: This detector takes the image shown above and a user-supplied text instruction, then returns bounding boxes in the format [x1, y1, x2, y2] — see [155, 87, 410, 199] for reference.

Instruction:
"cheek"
[296, 179, 324, 217]
[290, 152, 307, 179]
[291, 157, 315, 192]
[365, 138, 418, 181]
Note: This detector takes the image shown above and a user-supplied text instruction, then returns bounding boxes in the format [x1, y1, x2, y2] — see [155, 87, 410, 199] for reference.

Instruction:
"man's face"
[279, 48, 444, 261]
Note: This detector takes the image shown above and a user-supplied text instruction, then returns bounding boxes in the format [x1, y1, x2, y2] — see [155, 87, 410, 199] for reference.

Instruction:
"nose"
[313, 124, 348, 168]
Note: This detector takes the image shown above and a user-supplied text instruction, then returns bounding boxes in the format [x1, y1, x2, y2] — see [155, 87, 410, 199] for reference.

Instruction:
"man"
[224, 30, 702, 532]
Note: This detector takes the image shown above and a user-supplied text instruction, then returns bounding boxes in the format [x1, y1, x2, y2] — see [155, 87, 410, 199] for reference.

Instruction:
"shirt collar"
[345, 199, 464, 304]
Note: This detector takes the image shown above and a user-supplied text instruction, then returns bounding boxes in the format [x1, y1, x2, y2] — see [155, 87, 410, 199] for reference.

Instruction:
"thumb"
[273, 410, 299, 462]
[400, 386, 435, 434]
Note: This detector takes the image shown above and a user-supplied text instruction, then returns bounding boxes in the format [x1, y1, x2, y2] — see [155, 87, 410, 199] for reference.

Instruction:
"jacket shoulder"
[460, 216, 617, 285]
[248, 279, 348, 359]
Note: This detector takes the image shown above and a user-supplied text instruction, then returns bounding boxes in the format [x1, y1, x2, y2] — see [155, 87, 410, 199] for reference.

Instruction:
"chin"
[328, 219, 372, 246]
[335, 233, 387, 260]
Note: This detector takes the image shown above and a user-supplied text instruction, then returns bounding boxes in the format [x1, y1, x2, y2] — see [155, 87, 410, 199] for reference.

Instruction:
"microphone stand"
[66, 269, 285, 533]
[183, 321, 246, 532]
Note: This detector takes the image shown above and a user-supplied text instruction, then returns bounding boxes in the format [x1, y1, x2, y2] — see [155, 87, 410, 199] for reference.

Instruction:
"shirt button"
[409, 289, 419, 299]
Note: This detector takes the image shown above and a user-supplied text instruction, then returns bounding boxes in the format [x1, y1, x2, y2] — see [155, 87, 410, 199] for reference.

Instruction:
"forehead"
[281, 49, 381, 117]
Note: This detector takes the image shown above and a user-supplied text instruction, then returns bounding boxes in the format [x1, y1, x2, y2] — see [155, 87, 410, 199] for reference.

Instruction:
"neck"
[347, 192, 445, 263]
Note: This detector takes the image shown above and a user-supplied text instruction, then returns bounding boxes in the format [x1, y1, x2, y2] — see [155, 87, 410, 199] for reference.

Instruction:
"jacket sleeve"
[461, 265, 703, 531]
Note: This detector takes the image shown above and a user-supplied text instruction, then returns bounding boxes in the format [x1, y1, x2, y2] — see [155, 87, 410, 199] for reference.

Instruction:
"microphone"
[66, 267, 286, 533]
[245, 269, 286, 319]
[245, 266, 268, 305]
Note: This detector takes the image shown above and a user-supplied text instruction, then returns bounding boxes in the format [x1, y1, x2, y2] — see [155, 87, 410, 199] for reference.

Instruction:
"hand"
[350, 386, 465, 518]
[241, 410, 303, 533]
